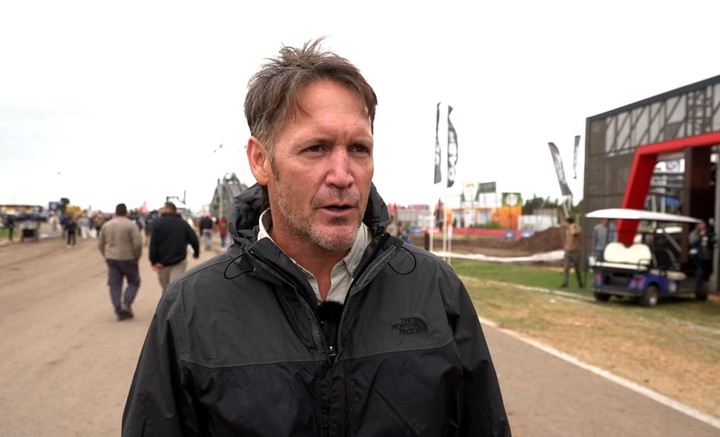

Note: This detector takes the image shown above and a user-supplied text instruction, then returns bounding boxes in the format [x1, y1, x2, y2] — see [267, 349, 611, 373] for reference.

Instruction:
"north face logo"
[390, 317, 429, 335]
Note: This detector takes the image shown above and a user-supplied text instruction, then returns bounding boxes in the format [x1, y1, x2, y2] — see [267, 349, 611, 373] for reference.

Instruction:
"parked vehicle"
[586, 208, 707, 307]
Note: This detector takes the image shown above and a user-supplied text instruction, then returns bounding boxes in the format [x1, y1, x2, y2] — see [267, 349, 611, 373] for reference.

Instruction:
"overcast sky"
[2, 1, 719, 213]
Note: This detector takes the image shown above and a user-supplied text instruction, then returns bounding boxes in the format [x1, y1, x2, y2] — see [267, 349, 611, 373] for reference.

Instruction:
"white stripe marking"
[480, 316, 720, 430]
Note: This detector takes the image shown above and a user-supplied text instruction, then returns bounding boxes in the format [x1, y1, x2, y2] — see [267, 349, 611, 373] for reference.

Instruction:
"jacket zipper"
[248, 248, 332, 358]
[334, 241, 399, 361]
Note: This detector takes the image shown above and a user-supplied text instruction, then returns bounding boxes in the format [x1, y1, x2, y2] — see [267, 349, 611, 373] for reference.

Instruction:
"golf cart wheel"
[695, 282, 709, 301]
[639, 285, 659, 307]
[593, 292, 611, 302]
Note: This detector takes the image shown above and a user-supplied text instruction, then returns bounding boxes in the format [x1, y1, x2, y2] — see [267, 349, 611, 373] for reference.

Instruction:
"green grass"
[449, 259, 720, 329]
[450, 259, 589, 294]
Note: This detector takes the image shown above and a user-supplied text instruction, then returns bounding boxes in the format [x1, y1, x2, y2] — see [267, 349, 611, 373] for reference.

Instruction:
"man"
[561, 216, 584, 288]
[4, 214, 15, 242]
[123, 39, 510, 436]
[216, 215, 229, 249]
[198, 213, 214, 250]
[689, 219, 715, 292]
[64, 215, 78, 247]
[78, 213, 92, 240]
[148, 201, 200, 293]
[591, 217, 616, 262]
[143, 210, 158, 246]
[98, 203, 143, 321]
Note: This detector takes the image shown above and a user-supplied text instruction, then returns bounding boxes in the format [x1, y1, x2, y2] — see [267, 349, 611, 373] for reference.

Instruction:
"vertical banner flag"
[434, 103, 442, 184]
[547, 142, 573, 197]
[573, 135, 580, 179]
[446, 105, 458, 188]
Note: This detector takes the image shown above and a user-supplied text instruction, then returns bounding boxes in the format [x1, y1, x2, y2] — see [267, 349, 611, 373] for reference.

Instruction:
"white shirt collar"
[257, 209, 370, 303]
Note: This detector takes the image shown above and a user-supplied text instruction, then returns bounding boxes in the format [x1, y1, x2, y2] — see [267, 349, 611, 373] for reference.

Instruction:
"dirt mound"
[511, 227, 563, 253]
[421, 226, 563, 258]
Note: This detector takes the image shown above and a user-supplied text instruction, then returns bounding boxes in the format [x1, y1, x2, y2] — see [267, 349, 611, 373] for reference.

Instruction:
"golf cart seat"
[594, 242, 652, 271]
[650, 248, 687, 281]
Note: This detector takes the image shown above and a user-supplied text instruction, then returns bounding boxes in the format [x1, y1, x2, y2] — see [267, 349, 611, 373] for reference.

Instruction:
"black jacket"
[199, 216, 214, 232]
[123, 184, 510, 436]
[149, 213, 200, 266]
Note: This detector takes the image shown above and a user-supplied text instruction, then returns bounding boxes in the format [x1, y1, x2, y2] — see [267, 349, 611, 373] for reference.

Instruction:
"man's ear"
[247, 136, 271, 185]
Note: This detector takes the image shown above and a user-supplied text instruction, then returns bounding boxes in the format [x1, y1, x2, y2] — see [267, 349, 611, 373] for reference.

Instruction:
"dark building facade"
[583, 74, 720, 269]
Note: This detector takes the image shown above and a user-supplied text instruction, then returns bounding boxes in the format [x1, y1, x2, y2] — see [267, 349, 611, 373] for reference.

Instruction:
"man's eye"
[351, 144, 371, 154]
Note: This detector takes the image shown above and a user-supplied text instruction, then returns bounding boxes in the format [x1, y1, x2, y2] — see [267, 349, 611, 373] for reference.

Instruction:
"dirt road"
[1, 231, 718, 436]
[0, 232, 217, 436]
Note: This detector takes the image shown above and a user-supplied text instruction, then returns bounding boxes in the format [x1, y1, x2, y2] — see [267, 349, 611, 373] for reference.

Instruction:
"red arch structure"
[617, 130, 720, 244]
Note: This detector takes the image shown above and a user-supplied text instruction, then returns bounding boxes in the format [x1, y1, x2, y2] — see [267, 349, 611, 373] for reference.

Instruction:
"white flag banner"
[573, 135, 580, 179]
[548, 142, 572, 197]
[447, 106, 458, 188]
[434, 103, 442, 184]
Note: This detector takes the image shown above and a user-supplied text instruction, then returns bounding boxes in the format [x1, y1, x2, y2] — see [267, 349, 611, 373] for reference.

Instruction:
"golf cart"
[586, 208, 707, 307]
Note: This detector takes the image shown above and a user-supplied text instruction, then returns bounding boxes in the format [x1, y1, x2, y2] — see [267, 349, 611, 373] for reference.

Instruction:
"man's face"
[248, 79, 374, 253]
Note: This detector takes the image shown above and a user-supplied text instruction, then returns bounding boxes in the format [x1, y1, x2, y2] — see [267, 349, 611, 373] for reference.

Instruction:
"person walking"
[143, 210, 158, 246]
[561, 216, 584, 288]
[198, 213, 214, 250]
[123, 38, 510, 436]
[92, 214, 107, 238]
[64, 215, 78, 247]
[216, 216, 229, 249]
[148, 202, 200, 293]
[689, 219, 715, 292]
[97, 203, 143, 321]
[4, 214, 15, 242]
[78, 213, 92, 240]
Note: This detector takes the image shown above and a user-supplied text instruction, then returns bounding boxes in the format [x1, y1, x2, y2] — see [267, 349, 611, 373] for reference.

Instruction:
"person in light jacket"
[592, 218, 616, 262]
[98, 203, 142, 320]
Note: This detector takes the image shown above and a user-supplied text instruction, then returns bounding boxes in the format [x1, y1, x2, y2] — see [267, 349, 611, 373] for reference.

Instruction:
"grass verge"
[451, 259, 720, 419]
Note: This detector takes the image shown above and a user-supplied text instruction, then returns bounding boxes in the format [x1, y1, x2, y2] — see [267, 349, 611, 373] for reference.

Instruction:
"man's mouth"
[324, 204, 352, 211]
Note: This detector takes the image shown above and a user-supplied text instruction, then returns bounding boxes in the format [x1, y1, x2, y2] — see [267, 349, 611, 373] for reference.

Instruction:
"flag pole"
[430, 101, 442, 253]
[444, 105, 459, 261]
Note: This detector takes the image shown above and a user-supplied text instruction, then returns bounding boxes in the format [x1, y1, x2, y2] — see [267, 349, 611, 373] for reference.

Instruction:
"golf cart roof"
[585, 208, 702, 224]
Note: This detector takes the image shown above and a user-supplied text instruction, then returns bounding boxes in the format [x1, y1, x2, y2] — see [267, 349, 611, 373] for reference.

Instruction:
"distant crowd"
[1, 207, 231, 251]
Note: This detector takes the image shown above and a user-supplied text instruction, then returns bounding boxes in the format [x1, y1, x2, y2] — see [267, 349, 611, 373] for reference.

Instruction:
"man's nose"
[325, 150, 354, 187]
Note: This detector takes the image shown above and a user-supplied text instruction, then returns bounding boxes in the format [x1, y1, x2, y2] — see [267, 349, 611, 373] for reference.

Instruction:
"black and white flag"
[434, 102, 442, 184]
[446, 106, 458, 188]
[573, 135, 580, 179]
[548, 142, 572, 197]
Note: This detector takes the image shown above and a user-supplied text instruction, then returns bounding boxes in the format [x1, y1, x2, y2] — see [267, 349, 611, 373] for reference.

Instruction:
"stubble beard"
[274, 177, 362, 252]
